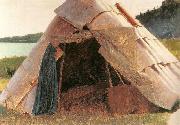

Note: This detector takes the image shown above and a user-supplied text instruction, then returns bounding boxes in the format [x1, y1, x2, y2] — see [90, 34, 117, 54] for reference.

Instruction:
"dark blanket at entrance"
[32, 43, 59, 115]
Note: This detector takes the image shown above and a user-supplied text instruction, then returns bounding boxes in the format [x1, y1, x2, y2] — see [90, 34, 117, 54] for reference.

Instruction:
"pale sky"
[0, 0, 164, 38]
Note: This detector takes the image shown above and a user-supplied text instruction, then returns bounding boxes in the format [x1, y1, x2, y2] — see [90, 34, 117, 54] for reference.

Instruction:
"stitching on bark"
[87, 11, 111, 26]
[140, 61, 180, 73]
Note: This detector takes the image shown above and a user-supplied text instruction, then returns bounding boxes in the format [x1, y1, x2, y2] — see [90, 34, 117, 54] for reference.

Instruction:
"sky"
[0, 0, 164, 38]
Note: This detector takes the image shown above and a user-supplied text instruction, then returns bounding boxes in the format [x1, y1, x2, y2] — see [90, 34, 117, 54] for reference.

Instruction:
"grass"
[0, 79, 9, 92]
[0, 56, 26, 78]
[0, 111, 170, 125]
[161, 39, 180, 60]
[0, 56, 25, 92]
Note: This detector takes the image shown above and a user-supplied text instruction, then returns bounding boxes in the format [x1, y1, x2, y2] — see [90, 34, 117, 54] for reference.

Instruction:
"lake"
[0, 43, 37, 59]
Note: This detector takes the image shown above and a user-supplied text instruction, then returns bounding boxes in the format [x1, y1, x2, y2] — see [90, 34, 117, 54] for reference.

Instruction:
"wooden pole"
[58, 43, 66, 99]
[115, 3, 139, 27]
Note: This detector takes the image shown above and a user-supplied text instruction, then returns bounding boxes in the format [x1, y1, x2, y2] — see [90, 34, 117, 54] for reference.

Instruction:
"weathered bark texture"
[0, 0, 180, 114]
[108, 85, 163, 115]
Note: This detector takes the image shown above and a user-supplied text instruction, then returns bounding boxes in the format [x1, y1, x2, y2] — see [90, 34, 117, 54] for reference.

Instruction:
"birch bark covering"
[0, 0, 179, 114]
[55, 0, 180, 109]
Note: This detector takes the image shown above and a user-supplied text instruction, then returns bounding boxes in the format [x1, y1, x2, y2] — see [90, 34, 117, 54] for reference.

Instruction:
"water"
[0, 43, 36, 59]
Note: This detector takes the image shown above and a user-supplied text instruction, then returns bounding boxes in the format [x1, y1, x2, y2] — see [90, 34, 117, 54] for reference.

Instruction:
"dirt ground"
[58, 84, 165, 117]
[0, 108, 170, 125]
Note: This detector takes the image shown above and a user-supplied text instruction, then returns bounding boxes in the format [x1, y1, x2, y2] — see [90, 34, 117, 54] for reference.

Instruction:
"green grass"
[161, 39, 180, 60]
[0, 111, 170, 125]
[0, 57, 25, 91]
[0, 56, 26, 78]
[0, 79, 9, 92]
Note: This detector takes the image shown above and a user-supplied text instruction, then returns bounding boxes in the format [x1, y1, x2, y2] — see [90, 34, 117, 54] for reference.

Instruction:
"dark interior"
[54, 37, 166, 115]
[56, 38, 129, 92]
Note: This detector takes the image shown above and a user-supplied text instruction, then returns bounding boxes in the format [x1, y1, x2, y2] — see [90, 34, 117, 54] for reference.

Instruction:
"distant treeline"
[136, 0, 180, 39]
[0, 33, 43, 43]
